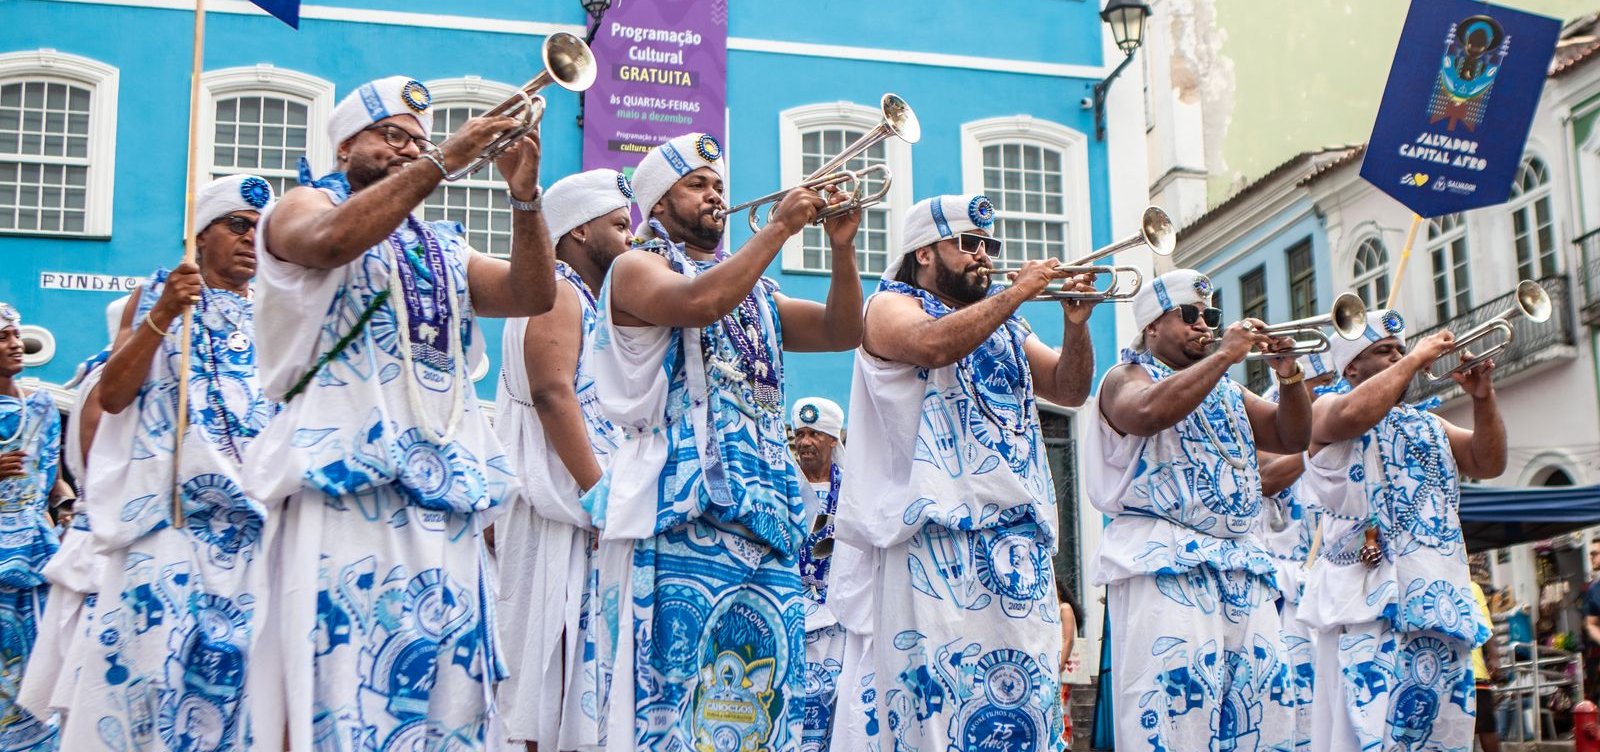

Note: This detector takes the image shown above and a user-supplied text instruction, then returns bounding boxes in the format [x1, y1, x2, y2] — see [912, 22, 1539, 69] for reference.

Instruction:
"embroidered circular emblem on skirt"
[406, 568, 457, 641]
[961, 705, 1039, 751]
[652, 583, 712, 681]
[160, 692, 230, 750]
[182, 474, 262, 562]
[974, 530, 1050, 602]
[371, 631, 443, 717]
[397, 430, 455, 503]
[975, 649, 1043, 708]
[693, 596, 788, 750]
[1404, 580, 1469, 637]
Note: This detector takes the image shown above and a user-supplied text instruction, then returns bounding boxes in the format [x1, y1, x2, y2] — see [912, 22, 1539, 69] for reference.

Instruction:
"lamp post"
[577, 0, 613, 128]
[1090, 0, 1152, 141]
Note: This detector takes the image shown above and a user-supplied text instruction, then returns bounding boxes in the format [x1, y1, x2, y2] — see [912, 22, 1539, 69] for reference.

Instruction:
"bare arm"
[1243, 380, 1311, 455]
[862, 260, 1072, 370]
[522, 285, 602, 491]
[775, 201, 865, 352]
[100, 268, 201, 415]
[1023, 322, 1095, 408]
[1312, 332, 1454, 450]
[1258, 450, 1305, 497]
[1442, 356, 1507, 479]
[612, 189, 825, 329]
[464, 134, 555, 318]
[265, 115, 519, 270]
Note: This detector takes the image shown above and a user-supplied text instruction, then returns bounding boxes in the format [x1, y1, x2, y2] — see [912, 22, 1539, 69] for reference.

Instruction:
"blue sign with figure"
[1360, 0, 1560, 218]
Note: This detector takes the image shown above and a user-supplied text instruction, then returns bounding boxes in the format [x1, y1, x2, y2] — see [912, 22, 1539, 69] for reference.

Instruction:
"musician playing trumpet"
[1086, 269, 1308, 751]
[831, 194, 1097, 749]
[1299, 311, 1505, 752]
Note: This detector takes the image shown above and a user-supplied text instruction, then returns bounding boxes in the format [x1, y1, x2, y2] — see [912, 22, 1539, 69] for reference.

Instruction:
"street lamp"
[577, 0, 613, 127]
[1090, 0, 1152, 141]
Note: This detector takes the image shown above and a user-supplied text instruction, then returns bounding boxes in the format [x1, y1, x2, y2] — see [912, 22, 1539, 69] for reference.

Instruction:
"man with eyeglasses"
[51, 174, 277, 749]
[493, 169, 633, 752]
[788, 396, 846, 752]
[241, 76, 554, 750]
[1086, 268, 1308, 751]
[831, 193, 1096, 751]
[578, 131, 862, 751]
[1298, 311, 1503, 752]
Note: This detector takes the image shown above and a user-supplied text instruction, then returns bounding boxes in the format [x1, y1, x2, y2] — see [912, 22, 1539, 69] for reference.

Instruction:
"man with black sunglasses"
[57, 174, 279, 748]
[1297, 311, 1504, 752]
[244, 76, 554, 750]
[831, 193, 1097, 750]
[1086, 268, 1309, 751]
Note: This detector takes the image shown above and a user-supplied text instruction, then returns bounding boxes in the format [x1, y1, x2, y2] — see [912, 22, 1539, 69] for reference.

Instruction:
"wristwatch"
[1275, 364, 1305, 386]
[507, 186, 543, 212]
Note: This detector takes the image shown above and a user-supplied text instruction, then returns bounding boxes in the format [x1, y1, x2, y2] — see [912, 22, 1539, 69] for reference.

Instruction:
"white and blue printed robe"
[834, 280, 1065, 752]
[582, 220, 807, 752]
[59, 270, 275, 752]
[494, 261, 616, 750]
[1086, 349, 1293, 752]
[1259, 384, 1322, 752]
[243, 170, 514, 752]
[0, 386, 62, 752]
[1300, 396, 1489, 752]
[797, 462, 845, 752]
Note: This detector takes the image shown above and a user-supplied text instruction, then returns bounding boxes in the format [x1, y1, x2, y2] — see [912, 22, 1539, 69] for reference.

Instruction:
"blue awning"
[1459, 483, 1600, 551]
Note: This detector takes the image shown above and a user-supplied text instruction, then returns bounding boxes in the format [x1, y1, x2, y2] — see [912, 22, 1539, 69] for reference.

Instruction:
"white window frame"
[423, 77, 518, 257]
[777, 101, 913, 276]
[1427, 212, 1472, 323]
[0, 49, 119, 237]
[1506, 154, 1559, 279]
[960, 116, 1091, 265]
[1350, 235, 1390, 309]
[198, 65, 334, 191]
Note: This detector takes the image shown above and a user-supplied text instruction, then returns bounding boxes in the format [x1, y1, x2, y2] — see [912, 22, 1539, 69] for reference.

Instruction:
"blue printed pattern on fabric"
[1332, 620, 1476, 752]
[798, 464, 840, 605]
[877, 280, 1054, 542]
[0, 388, 61, 751]
[630, 522, 805, 751]
[62, 269, 275, 752]
[800, 623, 844, 752]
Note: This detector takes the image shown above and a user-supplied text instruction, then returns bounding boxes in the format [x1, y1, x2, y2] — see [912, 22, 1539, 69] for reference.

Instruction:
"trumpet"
[445, 32, 597, 181]
[1426, 279, 1551, 383]
[984, 205, 1175, 302]
[1241, 292, 1368, 360]
[716, 93, 921, 233]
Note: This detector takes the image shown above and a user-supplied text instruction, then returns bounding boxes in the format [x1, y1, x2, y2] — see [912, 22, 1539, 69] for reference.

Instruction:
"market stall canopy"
[1460, 483, 1600, 551]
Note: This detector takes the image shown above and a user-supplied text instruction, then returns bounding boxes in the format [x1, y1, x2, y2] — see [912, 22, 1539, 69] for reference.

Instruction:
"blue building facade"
[0, 0, 1124, 409]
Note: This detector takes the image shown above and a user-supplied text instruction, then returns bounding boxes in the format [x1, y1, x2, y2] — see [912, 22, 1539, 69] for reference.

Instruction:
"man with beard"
[831, 193, 1096, 751]
[242, 76, 554, 750]
[494, 168, 633, 751]
[1254, 352, 1338, 752]
[48, 175, 278, 750]
[1086, 269, 1308, 751]
[581, 131, 863, 751]
[789, 396, 846, 752]
[1299, 311, 1503, 752]
[0, 302, 65, 751]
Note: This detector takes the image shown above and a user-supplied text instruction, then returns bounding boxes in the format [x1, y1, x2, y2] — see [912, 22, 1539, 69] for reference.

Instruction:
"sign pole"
[172, 0, 207, 527]
[1385, 214, 1423, 311]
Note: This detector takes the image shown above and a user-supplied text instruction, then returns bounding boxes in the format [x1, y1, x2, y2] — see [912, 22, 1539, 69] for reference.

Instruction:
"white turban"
[884, 194, 997, 279]
[792, 397, 844, 440]
[545, 169, 634, 245]
[193, 174, 274, 234]
[0, 302, 19, 333]
[327, 76, 434, 164]
[1299, 351, 1336, 380]
[1329, 309, 1407, 378]
[1131, 269, 1214, 347]
[631, 132, 725, 222]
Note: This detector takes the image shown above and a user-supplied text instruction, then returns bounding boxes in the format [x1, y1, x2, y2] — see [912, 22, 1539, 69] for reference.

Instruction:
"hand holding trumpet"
[1212, 319, 1297, 366]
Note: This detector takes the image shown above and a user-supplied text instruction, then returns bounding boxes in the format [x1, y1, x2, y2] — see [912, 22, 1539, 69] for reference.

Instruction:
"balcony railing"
[1407, 273, 1575, 403]
[1576, 228, 1600, 327]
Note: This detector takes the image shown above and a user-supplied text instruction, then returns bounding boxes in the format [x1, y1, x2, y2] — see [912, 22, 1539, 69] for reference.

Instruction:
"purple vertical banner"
[582, 0, 728, 178]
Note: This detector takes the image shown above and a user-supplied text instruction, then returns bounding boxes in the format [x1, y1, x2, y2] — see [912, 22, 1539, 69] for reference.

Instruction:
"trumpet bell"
[1141, 206, 1175, 258]
[542, 32, 598, 92]
[1330, 292, 1368, 340]
[881, 93, 921, 144]
[1516, 279, 1553, 323]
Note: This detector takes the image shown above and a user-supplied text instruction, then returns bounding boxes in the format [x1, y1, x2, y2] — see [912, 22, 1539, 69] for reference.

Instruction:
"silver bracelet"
[420, 151, 448, 178]
[507, 186, 542, 212]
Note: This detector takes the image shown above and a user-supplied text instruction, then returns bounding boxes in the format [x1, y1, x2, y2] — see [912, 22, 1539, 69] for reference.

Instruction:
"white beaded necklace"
[385, 234, 466, 445]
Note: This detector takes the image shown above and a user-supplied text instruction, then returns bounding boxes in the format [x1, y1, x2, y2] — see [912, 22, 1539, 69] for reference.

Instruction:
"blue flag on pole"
[1359, 0, 1559, 217]
[248, 0, 300, 28]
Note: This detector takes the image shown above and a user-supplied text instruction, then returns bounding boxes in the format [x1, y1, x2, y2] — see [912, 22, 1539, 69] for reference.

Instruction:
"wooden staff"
[172, 0, 208, 527]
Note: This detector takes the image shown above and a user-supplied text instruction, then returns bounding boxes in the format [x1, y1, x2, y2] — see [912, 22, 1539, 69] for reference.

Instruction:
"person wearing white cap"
[1085, 268, 1309, 750]
[580, 131, 863, 751]
[831, 193, 1099, 750]
[243, 76, 554, 750]
[493, 168, 633, 751]
[787, 396, 847, 751]
[43, 174, 278, 749]
[0, 302, 64, 749]
[1298, 311, 1504, 752]
[1252, 351, 1339, 751]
